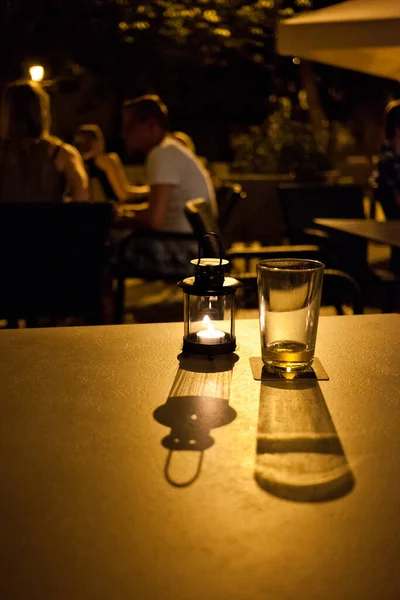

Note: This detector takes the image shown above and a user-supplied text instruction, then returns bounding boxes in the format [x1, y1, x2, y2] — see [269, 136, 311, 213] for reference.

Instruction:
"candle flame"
[197, 314, 224, 343]
[202, 315, 213, 332]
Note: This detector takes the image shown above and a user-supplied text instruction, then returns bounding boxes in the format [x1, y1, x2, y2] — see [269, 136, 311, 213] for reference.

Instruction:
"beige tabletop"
[314, 218, 400, 248]
[0, 315, 400, 600]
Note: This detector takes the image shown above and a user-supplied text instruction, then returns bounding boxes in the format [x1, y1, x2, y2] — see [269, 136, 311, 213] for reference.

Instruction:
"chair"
[220, 174, 289, 245]
[321, 268, 364, 315]
[185, 198, 322, 307]
[278, 183, 365, 243]
[278, 183, 368, 275]
[185, 198, 323, 261]
[215, 183, 246, 234]
[0, 203, 113, 325]
[113, 229, 195, 324]
[185, 198, 363, 314]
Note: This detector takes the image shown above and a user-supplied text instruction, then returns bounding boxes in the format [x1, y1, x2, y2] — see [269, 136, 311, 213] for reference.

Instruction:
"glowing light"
[164, 7, 200, 18]
[214, 27, 231, 37]
[132, 21, 150, 30]
[197, 315, 225, 344]
[119, 21, 129, 30]
[29, 65, 44, 82]
[292, 57, 301, 65]
[204, 9, 221, 23]
[296, 0, 312, 7]
[298, 89, 309, 110]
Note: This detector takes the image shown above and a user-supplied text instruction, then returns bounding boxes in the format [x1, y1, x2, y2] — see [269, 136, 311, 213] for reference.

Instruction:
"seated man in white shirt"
[120, 95, 217, 276]
[122, 94, 216, 232]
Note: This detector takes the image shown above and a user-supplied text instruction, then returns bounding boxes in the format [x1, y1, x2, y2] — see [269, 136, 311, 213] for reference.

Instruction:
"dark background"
[1, 0, 399, 162]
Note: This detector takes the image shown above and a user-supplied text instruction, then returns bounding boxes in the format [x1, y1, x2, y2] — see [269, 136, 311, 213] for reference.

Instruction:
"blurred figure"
[172, 130, 210, 174]
[0, 80, 88, 203]
[371, 99, 400, 274]
[73, 124, 148, 202]
[372, 99, 400, 220]
[119, 95, 218, 277]
[172, 131, 196, 154]
[122, 94, 217, 233]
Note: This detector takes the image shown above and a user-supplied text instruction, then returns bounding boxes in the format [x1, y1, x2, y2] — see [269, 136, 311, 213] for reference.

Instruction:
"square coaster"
[250, 357, 329, 381]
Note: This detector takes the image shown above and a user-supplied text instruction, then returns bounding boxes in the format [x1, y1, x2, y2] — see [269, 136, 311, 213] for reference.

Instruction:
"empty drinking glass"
[257, 259, 324, 370]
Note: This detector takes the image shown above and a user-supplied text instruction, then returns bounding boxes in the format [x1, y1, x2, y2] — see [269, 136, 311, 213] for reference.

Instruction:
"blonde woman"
[73, 124, 149, 202]
[0, 80, 88, 203]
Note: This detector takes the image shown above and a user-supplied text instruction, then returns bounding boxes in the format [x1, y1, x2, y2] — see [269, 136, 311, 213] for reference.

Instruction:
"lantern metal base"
[182, 334, 236, 357]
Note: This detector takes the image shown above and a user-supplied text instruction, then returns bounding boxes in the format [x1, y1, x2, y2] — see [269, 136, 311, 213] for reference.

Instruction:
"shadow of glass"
[255, 380, 355, 502]
[154, 354, 238, 487]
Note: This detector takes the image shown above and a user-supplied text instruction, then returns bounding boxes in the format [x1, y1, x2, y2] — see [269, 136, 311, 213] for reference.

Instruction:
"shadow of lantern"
[154, 354, 237, 487]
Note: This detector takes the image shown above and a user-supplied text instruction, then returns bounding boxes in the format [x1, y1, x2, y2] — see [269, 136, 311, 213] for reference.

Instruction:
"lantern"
[178, 234, 241, 357]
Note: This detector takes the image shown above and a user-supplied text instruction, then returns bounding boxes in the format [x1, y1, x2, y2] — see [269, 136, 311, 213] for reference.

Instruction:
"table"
[113, 201, 149, 227]
[314, 218, 400, 248]
[1, 315, 400, 600]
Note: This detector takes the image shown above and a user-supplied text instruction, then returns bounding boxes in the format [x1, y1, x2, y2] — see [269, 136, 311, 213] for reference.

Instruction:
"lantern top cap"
[191, 258, 229, 267]
[177, 275, 241, 295]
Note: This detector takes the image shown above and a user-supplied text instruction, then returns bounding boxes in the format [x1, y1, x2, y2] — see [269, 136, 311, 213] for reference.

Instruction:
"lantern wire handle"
[197, 232, 223, 267]
[164, 449, 204, 487]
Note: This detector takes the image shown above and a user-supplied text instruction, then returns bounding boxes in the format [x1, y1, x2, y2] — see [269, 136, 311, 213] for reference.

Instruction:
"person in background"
[0, 80, 88, 203]
[172, 130, 197, 154]
[372, 99, 400, 220]
[122, 94, 217, 231]
[120, 95, 217, 277]
[73, 124, 149, 202]
[371, 99, 400, 273]
[172, 130, 210, 173]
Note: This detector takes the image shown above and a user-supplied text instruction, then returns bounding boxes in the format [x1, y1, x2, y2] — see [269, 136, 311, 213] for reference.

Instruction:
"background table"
[1, 315, 400, 600]
[314, 218, 400, 248]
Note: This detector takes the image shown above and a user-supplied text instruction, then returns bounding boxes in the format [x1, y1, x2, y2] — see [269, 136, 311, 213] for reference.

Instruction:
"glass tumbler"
[257, 259, 324, 370]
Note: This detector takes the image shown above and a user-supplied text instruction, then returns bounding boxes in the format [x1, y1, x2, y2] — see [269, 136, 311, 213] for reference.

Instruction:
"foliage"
[0, 0, 312, 82]
[231, 96, 331, 179]
[116, 0, 311, 68]
[3, 0, 362, 163]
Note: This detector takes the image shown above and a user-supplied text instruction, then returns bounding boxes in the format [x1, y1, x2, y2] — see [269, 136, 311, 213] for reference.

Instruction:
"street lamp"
[29, 65, 45, 82]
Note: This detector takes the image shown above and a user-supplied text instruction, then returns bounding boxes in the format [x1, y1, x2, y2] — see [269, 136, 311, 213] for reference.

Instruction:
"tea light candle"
[197, 315, 225, 344]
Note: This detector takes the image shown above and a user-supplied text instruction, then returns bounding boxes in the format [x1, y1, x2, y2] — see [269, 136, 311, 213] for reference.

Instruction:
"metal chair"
[278, 183, 365, 243]
[185, 198, 323, 260]
[185, 198, 322, 307]
[113, 229, 195, 324]
[215, 183, 246, 234]
[278, 183, 369, 278]
[185, 198, 364, 314]
[321, 268, 364, 315]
